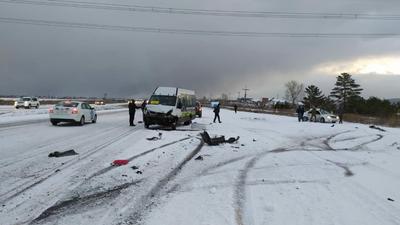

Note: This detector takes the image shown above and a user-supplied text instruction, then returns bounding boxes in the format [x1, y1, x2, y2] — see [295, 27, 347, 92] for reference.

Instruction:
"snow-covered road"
[0, 108, 399, 225]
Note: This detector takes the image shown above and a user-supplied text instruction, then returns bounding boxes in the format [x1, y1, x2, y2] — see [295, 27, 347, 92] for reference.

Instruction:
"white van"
[144, 87, 196, 129]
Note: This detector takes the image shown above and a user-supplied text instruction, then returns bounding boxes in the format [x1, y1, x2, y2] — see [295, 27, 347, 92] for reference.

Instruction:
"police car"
[49, 101, 97, 126]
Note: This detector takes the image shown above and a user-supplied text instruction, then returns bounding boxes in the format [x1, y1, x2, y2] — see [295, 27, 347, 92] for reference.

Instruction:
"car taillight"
[49, 108, 54, 113]
[71, 108, 79, 114]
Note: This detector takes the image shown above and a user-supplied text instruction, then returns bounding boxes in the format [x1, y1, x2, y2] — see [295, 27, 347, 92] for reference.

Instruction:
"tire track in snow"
[86, 136, 193, 180]
[0, 124, 126, 169]
[234, 148, 286, 225]
[30, 180, 143, 224]
[119, 139, 204, 225]
[0, 128, 137, 204]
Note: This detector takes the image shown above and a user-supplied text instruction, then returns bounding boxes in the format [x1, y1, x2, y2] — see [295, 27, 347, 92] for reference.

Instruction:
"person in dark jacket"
[141, 100, 147, 113]
[296, 104, 305, 122]
[213, 103, 221, 123]
[234, 104, 238, 113]
[337, 104, 344, 124]
[128, 99, 137, 126]
[310, 106, 317, 122]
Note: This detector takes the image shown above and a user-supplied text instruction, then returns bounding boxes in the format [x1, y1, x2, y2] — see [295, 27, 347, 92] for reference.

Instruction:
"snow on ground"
[0, 108, 399, 225]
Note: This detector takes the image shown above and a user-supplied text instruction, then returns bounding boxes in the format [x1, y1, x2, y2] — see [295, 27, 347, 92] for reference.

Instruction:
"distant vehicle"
[144, 87, 196, 130]
[303, 108, 338, 123]
[94, 101, 105, 105]
[14, 97, 40, 109]
[195, 101, 202, 117]
[49, 101, 97, 126]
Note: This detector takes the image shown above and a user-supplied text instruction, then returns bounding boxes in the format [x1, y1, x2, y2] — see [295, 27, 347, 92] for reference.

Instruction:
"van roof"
[154, 87, 195, 96]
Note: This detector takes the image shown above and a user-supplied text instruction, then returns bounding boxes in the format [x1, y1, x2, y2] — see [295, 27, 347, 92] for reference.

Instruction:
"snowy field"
[0, 108, 399, 225]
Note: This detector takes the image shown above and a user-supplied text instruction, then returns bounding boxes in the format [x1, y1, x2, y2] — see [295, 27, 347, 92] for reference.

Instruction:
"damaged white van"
[144, 87, 197, 129]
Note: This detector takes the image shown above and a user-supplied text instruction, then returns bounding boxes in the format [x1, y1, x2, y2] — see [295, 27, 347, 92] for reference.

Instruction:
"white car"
[49, 101, 97, 126]
[14, 97, 40, 109]
[304, 108, 338, 123]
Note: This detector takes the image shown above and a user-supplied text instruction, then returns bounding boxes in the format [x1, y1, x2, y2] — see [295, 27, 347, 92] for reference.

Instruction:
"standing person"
[310, 106, 317, 122]
[296, 103, 305, 122]
[128, 99, 137, 126]
[141, 100, 147, 113]
[337, 104, 344, 124]
[213, 103, 221, 123]
[234, 104, 238, 114]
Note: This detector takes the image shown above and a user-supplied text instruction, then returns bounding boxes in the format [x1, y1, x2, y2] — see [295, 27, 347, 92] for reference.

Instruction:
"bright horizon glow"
[315, 56, 400, 76]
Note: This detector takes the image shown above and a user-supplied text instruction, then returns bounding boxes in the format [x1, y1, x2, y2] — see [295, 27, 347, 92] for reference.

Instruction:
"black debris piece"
[55, 169, 61, 173]
[369, 125, 386, 132]
[195, 155, 204, 161]
[200, 131, 240, 146]
[331, 124, 335, 127]
[387, 198, 395, 202]
[241, 144, 245, 146]
[136, 171, 143, 175]
[122, 174, 128, 177]
[226, 136, 240, 144]
[131, 166, 139, 170]
[48, 149, 78, 158]
[138, 121, 143, 123]
[253, 139, 256, 142]
[146, 133, 163, 141]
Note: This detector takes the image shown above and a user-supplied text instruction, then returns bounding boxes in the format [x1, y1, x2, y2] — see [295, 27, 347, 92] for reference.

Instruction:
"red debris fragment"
[112, 159, 129, 166]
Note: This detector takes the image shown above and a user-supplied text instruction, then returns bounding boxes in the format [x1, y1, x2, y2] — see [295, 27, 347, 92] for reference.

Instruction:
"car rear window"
[56, 102, 79, 107]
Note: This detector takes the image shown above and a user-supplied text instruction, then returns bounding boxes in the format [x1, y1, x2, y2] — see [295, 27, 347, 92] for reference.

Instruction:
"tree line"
[285, 73, 400, 117]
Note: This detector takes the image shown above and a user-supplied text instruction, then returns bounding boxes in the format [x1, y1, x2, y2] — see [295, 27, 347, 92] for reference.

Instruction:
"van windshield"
[149, 95, 177, 106]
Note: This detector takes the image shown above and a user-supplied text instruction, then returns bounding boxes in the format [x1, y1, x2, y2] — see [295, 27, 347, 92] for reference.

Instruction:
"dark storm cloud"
[0, 0, 400, 99]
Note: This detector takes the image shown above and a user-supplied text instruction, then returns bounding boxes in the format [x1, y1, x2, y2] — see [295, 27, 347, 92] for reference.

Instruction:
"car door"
[81, 103, 90, 122]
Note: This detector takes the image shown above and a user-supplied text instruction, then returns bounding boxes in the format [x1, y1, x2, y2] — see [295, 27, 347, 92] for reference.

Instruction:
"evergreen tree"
[303, 85, 324, 108]
[330, 73, 363, 111]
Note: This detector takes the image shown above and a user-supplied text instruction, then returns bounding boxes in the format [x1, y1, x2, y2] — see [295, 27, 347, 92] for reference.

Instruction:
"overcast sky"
[1, 0, 400, 99]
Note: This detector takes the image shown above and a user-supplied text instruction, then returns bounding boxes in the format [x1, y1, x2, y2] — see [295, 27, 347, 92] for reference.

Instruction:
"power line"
[1, 17, 400, 38]
[2, 0, 400, 21]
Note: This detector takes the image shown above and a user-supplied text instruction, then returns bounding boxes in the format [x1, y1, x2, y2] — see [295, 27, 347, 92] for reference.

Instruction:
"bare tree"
[285, 80, 304, 106]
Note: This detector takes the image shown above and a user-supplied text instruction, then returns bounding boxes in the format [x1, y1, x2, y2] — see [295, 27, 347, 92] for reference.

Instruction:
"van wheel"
[51, 120, 58, 126]
[145, 123, 150, 129]
[198, 112, 202, 118]
[79, 116, 85, 126]
[92, 115, 97, 123]
[171, 120, 177, 130]
[320, 118, 325, 123]
[36, 105, 39, 109]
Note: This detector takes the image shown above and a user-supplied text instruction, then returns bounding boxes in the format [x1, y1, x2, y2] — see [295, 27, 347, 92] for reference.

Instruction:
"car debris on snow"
[112, 159, 129, 166]
[387, 198, 395, 202]
[136, 170, 143, 174]
[200, 131, 239, 146]
[369, 125, 386, 132]
[146, 133, 163, 141]
[131, 165, 139, 170]
[48, 149, 78, 158]
[194, 155, 204, 161]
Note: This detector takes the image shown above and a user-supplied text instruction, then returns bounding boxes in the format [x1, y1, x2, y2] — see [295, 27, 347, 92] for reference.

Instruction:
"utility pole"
[242, 86, 250, 102]
[237, 91, 241, 100]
